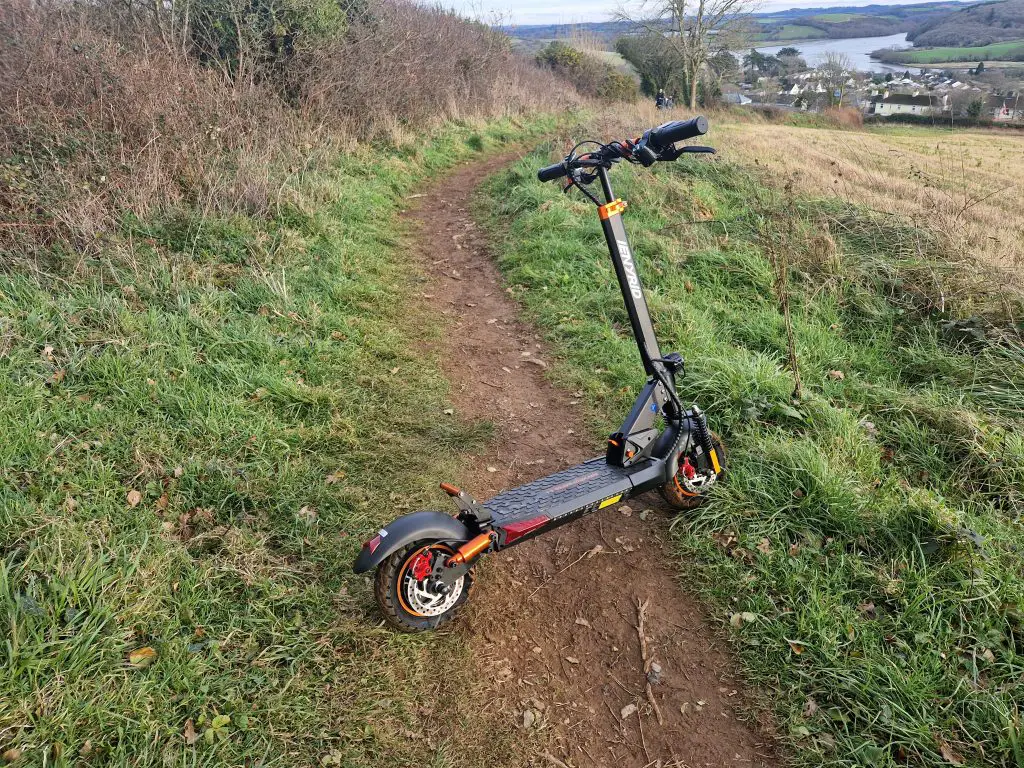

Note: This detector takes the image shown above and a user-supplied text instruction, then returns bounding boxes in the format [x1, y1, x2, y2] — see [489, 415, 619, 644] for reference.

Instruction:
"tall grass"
[480, 136, 1024, 767]
[0, 0, 579, 261]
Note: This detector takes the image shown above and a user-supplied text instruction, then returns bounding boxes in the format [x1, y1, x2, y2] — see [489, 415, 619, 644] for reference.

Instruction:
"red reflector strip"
[501, 515, 550, 545]
[366, 535, 382, 554]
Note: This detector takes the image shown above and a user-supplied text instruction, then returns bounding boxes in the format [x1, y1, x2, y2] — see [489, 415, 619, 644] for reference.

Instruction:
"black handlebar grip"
[649, 116, 709, 150]
[537, 162, 568, 182]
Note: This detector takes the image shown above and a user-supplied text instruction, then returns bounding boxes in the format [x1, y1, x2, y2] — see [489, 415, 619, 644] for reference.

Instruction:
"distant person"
[656, 89, 666, 109]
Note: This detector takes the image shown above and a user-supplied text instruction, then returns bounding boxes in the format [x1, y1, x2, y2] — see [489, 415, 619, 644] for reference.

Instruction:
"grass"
[878, 39, 1024, 64]
[480, 132, 1024, 767]
[755, 24, 828, 42]
[717, 120, 1024, 272]
[0, 115, 559, 767]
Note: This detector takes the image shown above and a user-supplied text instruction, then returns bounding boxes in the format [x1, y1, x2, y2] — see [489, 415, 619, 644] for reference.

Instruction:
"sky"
[447, 0, 947, 25]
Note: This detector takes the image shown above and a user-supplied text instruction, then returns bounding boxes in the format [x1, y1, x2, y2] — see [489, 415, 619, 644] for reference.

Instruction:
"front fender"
[352, 510, 472, 574]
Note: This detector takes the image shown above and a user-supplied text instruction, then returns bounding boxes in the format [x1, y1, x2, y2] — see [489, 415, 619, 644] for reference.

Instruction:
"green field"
[755, 23, 828, 41]
[0, 118, 555, 767]
[482, 142, 1024, 768]
[810, 12, 861, 22]
[880, 39, 1024, 63]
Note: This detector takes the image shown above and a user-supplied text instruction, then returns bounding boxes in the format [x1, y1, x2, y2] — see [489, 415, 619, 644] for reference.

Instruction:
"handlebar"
[536, 115, 711, 184]
[647, 116, 709, 151]
[537, 162, 568, 183]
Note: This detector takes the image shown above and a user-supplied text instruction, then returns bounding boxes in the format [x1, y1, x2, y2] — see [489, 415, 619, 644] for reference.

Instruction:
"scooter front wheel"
[660, 432, 727, 511]
[374, 541, 474, 632]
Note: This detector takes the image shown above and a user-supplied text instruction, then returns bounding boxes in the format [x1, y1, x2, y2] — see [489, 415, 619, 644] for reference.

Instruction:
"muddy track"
[406, 152, 778, 768]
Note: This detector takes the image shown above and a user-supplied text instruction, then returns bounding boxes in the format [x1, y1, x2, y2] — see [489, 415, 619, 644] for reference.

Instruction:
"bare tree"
[817, 51, 853, 107]
[616, 0, 760, 109]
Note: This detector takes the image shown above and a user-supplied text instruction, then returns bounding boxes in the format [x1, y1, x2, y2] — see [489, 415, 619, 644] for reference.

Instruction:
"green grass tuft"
[0, 116, 559, 767]
[480, 144, 1024, 768]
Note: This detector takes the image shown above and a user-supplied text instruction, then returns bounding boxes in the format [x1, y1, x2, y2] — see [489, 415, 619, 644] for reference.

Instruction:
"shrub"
[0, 0, 580, 258]
[536, 41, 639, 102]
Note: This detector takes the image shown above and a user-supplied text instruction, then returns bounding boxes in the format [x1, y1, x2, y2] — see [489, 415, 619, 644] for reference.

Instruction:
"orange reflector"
[598, 199, 627, 220]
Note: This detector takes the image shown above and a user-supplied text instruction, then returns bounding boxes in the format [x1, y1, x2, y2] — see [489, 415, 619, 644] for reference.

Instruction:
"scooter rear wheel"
[374, 541, 474, 632]
[660, 432, 726, 511]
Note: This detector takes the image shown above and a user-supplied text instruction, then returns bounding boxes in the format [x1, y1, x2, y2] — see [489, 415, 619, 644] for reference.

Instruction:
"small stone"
[487, 466, 497, 473]
[522, 709, 536, 728]
[532, 646, 542, 654]
[680, 702, 691, 715]
[620, 703, 637, 719]
[565, 656, 580, 664]
[619, 505, 632, 516]
[574, 617, 591, 627]
[639, 509, 651, 520]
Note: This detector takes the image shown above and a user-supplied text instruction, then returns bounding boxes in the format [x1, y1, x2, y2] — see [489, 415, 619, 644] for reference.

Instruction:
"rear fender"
[352, 510, 472, 573]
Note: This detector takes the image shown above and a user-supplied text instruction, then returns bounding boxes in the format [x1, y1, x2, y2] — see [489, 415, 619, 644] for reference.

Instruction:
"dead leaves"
[183, 719, 200, 746]
[128, 646, 157, 668]
[126, 489, 142, 508]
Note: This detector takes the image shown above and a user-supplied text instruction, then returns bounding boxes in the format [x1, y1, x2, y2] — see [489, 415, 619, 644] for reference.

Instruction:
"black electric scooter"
[354, 116, 725, 632]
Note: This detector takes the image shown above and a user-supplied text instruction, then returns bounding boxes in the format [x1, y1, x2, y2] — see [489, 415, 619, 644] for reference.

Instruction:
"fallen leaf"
[522, 709, 536, 728]
[155, 494, 169, 511]
[938, 739, 964, 765]
[858, 601, 877, 619]
[730, 613, 744, 628]
[486, 466, 497, 473]
[827, 370, 845, 381]
[173, 466, 184, 478]
[297, 505, 317, 523]
[128, 646, 157, 667]
[757, 537, 771, 555]
[525, 358, 548, 369]
[325, 470, 345, 484]
[574, 617, 591, 628]
[802, 697, 818, 718]
[981, 648, 995, 663]
[126, 489, 142, 508]
[183, 719, 199, 745]
[79, 741, 92, 756]
[788, 542, 800, 557]
[2, 748, 22, 762]
[680, 702, 691, 715]
[787, 640, 805, 655]
[565, 656, 580, 664]
[618, 505, 632, 516]
[620, 703, 637, 719]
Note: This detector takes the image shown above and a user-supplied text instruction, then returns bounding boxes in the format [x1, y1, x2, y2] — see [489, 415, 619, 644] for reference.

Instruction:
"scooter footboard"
[353, 510, 472, 573]
[483, 458, 637, 548]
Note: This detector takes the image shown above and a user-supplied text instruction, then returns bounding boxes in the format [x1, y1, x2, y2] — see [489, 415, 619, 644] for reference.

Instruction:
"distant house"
[721, 92, 752, 105]
[869, 92, 939, 117]
[990, 94, 1022, 121]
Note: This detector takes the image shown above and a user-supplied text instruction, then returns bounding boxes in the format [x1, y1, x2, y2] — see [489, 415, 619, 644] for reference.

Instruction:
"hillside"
[503, 1, 978, 46]
[908, 0, 1024, 45]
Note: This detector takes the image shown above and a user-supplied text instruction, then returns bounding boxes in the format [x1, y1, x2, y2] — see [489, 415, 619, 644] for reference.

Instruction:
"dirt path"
[406, 152, 778, 768]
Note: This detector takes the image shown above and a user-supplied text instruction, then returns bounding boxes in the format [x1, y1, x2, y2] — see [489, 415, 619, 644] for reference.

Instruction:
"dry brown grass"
[716, 121, 1024, 273]
[0, 0, 581, 261]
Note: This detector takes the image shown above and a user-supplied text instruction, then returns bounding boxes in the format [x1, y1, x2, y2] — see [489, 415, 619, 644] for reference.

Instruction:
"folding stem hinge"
[439, 482, 492, 524]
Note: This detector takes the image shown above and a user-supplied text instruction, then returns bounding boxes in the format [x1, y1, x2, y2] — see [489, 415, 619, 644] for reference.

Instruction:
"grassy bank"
[877, 39, 1024, 64]
[481, 137, 1024, 767]
[0, 116, 558, 767]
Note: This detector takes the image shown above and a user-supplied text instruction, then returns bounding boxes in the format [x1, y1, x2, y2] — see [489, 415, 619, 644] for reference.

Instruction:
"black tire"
[374, 541, 474, 632]
[660, 431, 726, 511]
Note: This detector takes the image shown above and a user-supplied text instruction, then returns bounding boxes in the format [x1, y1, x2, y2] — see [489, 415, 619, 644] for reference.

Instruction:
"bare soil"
[405, 152, 779, 768]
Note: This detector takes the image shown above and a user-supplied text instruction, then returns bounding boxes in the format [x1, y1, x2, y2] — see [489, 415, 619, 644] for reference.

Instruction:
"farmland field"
[878, 39, 1024, 63]
[718, 120, 1024, 270]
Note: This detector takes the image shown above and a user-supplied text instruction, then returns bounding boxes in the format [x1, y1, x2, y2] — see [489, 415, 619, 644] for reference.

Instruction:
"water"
[745, 33, 920, 74]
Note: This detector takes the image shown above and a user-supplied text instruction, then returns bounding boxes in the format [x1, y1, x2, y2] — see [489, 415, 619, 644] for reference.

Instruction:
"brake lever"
[657, 145, 716, 161]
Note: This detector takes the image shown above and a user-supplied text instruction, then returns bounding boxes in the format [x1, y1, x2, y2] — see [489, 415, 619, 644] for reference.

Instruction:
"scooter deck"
[483, 457, 642, 546]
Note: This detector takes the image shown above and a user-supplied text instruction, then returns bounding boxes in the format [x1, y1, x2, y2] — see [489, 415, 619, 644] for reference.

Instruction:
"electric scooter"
[353, 116, 725, 632]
